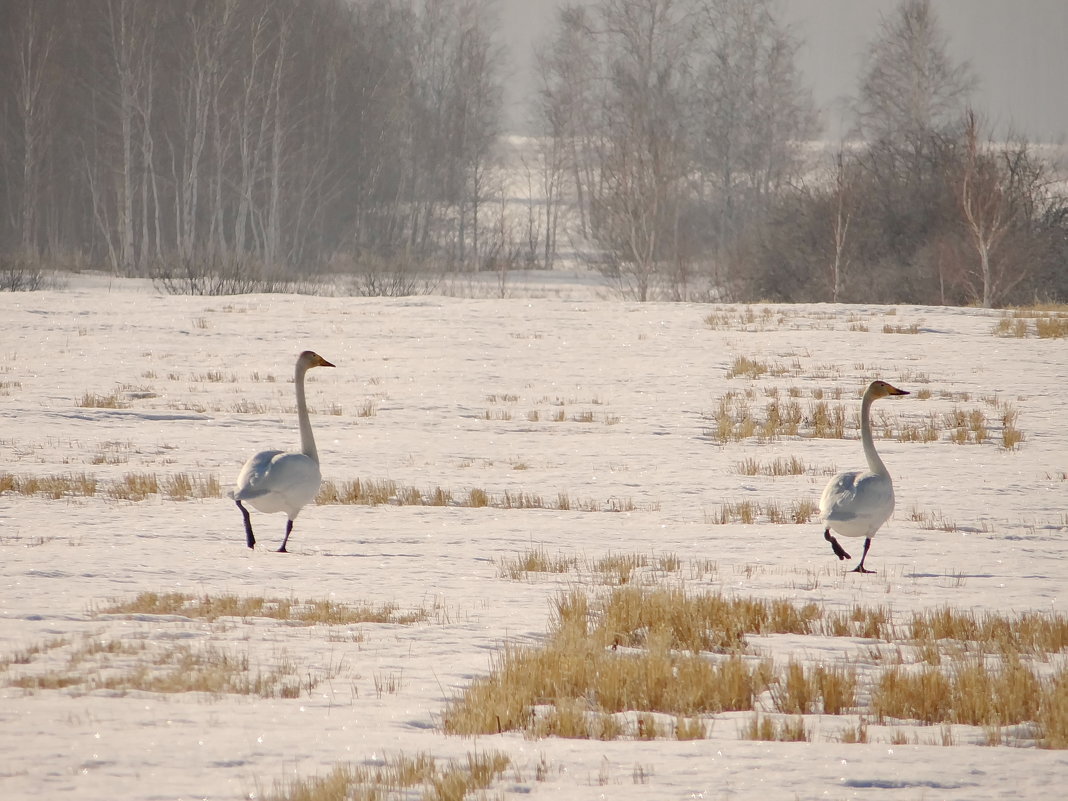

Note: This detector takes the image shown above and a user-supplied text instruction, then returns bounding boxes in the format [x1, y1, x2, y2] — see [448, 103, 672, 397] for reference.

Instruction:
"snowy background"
[1, 275, 1066, 799]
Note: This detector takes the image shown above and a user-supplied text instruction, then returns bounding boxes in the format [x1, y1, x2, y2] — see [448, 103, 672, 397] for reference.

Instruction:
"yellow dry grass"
[262, 750, 511, 801]
[98, 591, 429, 626]
[0, 470, 220, 501]
[8, 637, 337, 700]
[317, 478, 642, 513]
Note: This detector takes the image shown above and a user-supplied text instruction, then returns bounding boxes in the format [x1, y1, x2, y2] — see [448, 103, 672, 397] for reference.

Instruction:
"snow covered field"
[1, 276, 1067, 800]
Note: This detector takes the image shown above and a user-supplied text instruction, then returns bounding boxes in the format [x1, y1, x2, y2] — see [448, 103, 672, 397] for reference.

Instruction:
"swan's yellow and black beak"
[301, 350, 335, 368]
[886, 384, 908, 396]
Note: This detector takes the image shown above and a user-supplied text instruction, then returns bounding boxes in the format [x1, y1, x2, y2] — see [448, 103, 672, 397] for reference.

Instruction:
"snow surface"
[2, 276, 1067, 800]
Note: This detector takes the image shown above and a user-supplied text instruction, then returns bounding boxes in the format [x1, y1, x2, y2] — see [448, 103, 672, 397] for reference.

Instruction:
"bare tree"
[692, 0, 818, 252]
[954, 111, 1011, 307]
[7, 0, 59, 258]
[828, 147, 855, 302]
[854, 0, 975, 155]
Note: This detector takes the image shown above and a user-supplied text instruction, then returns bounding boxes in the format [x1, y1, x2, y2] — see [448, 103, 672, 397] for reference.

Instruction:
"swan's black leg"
[825, 529, 850, 560]
[850, 538, 875, 573]
[276, 519, 294, 553]
[237, 500, 255, 549]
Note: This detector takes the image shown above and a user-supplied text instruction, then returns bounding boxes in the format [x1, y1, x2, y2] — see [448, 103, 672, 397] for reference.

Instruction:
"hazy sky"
[497, 0, 1068, 142]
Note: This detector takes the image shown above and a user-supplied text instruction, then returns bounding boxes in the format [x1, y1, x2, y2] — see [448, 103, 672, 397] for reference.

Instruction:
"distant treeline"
[1, 0, 504, 288]
[2, 0, 1066, 304]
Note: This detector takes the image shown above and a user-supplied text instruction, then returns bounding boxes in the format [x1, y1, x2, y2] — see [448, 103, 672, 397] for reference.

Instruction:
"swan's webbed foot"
[850, 538, 875, 574]
[824, 529, 850, 560]
[275, 519, 294, 553]
[237, 500, 256, 549]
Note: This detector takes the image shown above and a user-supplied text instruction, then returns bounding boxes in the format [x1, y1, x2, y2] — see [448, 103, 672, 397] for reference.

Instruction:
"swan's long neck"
[860, 391, 889, 476]
[295, 362, 319, 464]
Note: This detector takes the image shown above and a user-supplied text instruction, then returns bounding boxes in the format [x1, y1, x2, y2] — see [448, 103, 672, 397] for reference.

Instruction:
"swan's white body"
[231, 351, 334, 551]
[819, 380, 908, 573]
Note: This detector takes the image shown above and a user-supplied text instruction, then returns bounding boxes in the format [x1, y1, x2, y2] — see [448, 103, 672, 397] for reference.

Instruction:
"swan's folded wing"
[820, 471, 860, 519]
[233, 450, 285, 499]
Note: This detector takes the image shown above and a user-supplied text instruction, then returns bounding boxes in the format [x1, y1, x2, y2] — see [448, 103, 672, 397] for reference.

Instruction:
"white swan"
[231, 350, 335, 552]
[820, 380, 909, 573]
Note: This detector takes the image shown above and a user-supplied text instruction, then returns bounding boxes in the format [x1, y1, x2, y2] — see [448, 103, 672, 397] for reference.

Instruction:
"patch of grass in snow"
[0, 470, 220, 501]
[907, 605, 1068, 656]
[161, 472, 221, 500]
[498, 548, 684, 584]
[742, 713, 810, 742]
[317, 477, 640, 513]
[261, 750, 511, 801]
[6, 636, 338, 700]
[442, 607, 772, 738]
[442, 585, 1068, 745]
[0, 470, 98, 498]
[736, 455, 809, 476]
[882, 321, 922, 334]
[1000, 404, 1024, 449]
[706, 389, 1019, 448]
[770, 659, 858, 716]
[907, 505, 964, 532]
[707, 498, 818, 525]
[97, 591, 430, 626]
[497, 546, 578, 580]
[993, 307, 1068, 338]
[0, 636, 70, 671]
[896, 412, 943, 442]
[229, 398, 269, 414]
[703, 305, 825, 332]
[77, 388, 128, 408]
[189, 370, 235, 383]
[726, 355, 790, 380]
[106, 471, 221, 501]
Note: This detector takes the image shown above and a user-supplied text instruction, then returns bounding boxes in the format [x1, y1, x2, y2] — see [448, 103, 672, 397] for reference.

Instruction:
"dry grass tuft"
[435, 581, 1068, 746]
[8, 637, 338, 700]
[78, 389, 128, 408]
[808, 400, 847, 438]
[0, 470, 221, 503]
[728, 356, 773, 379]
[162, 472, 222, 500]
[871, 657, 1046, 730]
[768, 660, 858, 716]
[736, 456, 807, 476]
[908, 606, 1068, 656]
[742, 713, 809, 742]
[897, 413, 942, 443]
[994, 308, 1068, 339]
[318, 478, 643, 513]
[99, 591, 429, 626]
[0, 471, 98, 499]
[592, 552, 649, 585]
[497, 546, 578, 579]
[944, 406, 991, 445]
[882, 322, 921, 334]
[263, 750, 511, 801]
[108, 471, 159, 500]
[317, 477, 399, 505]
[711, 498, 818, 525]
[1000, 404, 1024, 449]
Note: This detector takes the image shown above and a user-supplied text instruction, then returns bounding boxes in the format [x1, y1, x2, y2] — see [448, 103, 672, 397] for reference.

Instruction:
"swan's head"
[866, 380, 908, 400]
[299, 350, 335, 370]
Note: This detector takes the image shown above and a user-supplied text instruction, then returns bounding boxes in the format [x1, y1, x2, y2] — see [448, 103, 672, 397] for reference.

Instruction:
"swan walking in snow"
[231, 351, 335, 552]
[820, 380, 909, 573]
